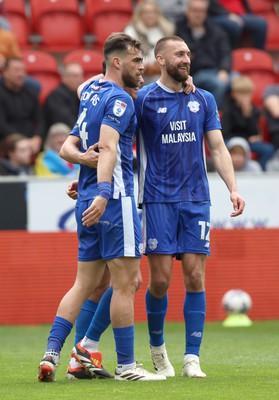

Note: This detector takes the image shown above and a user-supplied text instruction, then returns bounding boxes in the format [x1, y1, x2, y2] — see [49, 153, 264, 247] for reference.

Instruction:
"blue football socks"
[47, 316, 73, 354]
[183, 291, 206, 356]
[75, 299, 98, 344]
[85, 286, 112, 341]
[113, 325, 135, 365]
[146, 289, 168, 347]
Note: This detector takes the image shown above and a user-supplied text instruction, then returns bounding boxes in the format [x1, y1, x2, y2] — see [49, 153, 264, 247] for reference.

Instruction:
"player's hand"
[67, 180, 78, 200]
[80, 142, 99, 168]
[82, 196, 108, 226]
[183, 75, 196, 94]
[230, 191, 245, 217]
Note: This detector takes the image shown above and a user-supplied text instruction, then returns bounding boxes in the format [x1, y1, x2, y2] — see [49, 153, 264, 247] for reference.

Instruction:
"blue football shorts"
[76, 196, 143, 261]
[142, 201, 211, 256]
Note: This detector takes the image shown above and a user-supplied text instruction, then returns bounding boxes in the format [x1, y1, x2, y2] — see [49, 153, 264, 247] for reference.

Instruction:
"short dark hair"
[103, 33, 142, 61]
[3, 57, 24, 71]
[102, 60, 106, 74]
[154, 36, 185, 57]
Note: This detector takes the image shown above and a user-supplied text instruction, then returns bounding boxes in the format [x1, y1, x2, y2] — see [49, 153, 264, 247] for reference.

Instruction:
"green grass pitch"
[0, 321, 279, 400]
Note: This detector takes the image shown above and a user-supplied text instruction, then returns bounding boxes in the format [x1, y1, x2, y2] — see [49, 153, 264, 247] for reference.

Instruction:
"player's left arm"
[205, 129, 245, 217]
[60, 134, 99, 168]
[82, 124, 119, 227]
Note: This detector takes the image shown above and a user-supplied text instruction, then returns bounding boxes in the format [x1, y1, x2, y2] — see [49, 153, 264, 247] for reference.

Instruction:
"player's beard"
[122, 65, 141, 89]
[165, 61, 190, 83]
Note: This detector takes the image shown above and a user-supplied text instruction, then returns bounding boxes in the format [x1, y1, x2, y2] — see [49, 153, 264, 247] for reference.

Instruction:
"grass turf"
[0, 321, 279, 400]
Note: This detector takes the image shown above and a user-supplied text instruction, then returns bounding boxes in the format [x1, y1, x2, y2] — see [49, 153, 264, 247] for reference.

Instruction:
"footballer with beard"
[38, 33, 166, 383]
[134, 35, 245, 378]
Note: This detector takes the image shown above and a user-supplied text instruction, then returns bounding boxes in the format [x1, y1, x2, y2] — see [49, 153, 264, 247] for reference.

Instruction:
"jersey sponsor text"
[162, 131, 196, 144]
[170, 120, 187, 130]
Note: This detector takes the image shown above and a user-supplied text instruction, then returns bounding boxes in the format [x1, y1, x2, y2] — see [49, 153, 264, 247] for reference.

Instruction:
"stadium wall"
[0, 229, 279, 325]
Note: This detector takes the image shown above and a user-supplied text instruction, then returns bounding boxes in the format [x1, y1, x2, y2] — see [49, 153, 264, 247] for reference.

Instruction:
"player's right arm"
[81, 124, 119, 227]
[205, 129, 245, 217]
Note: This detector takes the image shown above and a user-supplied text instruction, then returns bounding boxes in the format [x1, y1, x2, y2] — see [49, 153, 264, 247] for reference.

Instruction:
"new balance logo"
[191, 331, 202, 337]
[157, 107, 167, 113]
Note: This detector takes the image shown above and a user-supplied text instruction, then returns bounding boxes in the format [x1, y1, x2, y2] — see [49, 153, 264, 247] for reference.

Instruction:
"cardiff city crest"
[148, 238, 158, 250]
[187, 101, 200, 113]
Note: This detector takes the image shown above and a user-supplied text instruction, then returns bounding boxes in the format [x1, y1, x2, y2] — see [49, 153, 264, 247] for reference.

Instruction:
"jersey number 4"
[77, 108, 89, 150]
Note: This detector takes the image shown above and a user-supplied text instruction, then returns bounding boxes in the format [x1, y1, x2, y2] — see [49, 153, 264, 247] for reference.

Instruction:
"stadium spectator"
[175, 0, 233, 109]
[0, 28, 41, 95]
[0, 57, 45, 155]
[226, 136, 263, 173]
[44, 63, 84, 130]
[262, 85, 279, 150]
[124, 0, 174, 84]
[208, 0, 267, 49]
[0, 133, 33, 175]
[222, 75, 276, 170]
[38, 33, 164, 383]
[34, 123, 79, 177]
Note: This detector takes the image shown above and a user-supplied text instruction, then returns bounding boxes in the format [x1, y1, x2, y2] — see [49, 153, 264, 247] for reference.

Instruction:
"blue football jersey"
[135, 81, 222, 204]
[70, 80, 137, 201]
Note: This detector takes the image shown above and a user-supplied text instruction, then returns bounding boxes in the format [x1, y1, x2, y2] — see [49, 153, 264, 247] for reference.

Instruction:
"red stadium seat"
[4, 0, 31, 48]
[22, 50, 61, 103]
[30, 0, 85, 52]
[84, 0, 133, 49]
[63, 49, 104, 79]
[248, 0, 274, 15]
[232, 48, 278, 107]
[264, 13, 279, 52]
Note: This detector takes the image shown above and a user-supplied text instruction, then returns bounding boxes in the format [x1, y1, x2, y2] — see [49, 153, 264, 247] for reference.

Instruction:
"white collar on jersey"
[157, 80, 184, 93]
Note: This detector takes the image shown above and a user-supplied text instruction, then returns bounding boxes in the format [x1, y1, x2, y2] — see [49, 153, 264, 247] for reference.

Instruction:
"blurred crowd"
[1, 0, 279, 176]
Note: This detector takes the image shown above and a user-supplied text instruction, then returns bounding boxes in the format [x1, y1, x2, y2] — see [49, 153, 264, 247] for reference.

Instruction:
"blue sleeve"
[203, 91, 222, 132]
[102, 91, 135, 135]
[69, 123, 79, 138]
